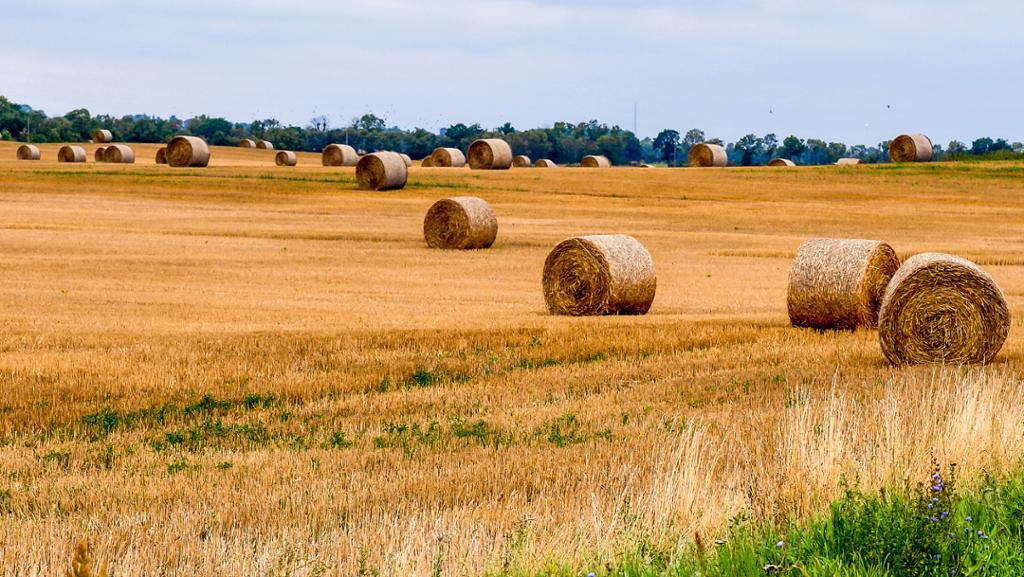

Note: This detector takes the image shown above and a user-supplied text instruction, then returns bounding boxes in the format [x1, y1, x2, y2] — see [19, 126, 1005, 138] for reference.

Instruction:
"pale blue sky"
[2, 0, 1021, 144]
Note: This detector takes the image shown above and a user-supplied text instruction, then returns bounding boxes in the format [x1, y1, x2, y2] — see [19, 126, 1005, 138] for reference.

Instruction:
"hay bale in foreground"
[102, 144, 135, 164]
[256, 140, 274, 150]
[322, 144, 359, 167]
[423, 196, 497, 250]
[155, 147, 167, 164]
[878, 253, 1010, 365]
[16, 145, 40, 161]
[788, 239, 901, 330]
[94, 147, 107, 162]
[356, 151, 408, 190]
[513, 155, 532, 167]
[430, 147, 466, 168]
[421, 156, 435, 167]
[399, 153, 413, 167]
[92, 129, 112, 144]
[275, 151, 298, 166]
[239, 139, 256, 148]
[57, 146, 87, 163]
[166, 135, 211, 167]
[890, 134, 934, 163]
[535, 159, 558, 168]
[468, 138, 513, 170]
[768, 158, 796, 167]
[543, 234, 656, 316]
[836, 158, 862, 165]
[580, 155, 611, 168]
[688, 143, 727, 167]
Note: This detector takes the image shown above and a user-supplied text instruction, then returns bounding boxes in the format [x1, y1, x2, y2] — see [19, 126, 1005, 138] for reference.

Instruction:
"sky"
[2, 0, 1021, 145]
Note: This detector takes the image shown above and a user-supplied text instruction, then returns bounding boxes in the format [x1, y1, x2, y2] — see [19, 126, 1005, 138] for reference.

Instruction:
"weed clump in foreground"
[67, 540, 107, 577]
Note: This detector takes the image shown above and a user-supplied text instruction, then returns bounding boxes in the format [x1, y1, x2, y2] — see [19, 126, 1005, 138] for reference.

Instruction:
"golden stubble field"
[0, 141, 1022, 576]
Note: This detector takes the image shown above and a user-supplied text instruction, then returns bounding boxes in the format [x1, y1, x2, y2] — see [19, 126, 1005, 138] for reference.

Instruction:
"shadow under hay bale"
[356, 151, 408, 190]
[16, 145, 40, 161]
[58, 146, 87, 163]
[513, 155, 532, 167]
[878, 253, 1010, 365]
[430, 147, 466, 168]
[535, 159, 558, 168]
[423, 197, 497, 250]
[890, 134, 934, 163]
[468, 138, 513, 170]
[688, 143, 727, 167]
[543, 234, 656, 316]
[768, 158, 796, 167]
[322, 144, 359, 167]
[102, 144, 135, 164]
[580, 155, 611, 168]
[788, 238, 901, 331]
[92, 129, 112, 144]
[166, 136, 211, 167]
[275, 151, 297, 166]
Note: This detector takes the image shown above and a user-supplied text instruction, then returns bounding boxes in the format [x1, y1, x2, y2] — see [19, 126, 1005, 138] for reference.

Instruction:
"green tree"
[652, 129, 680, 164]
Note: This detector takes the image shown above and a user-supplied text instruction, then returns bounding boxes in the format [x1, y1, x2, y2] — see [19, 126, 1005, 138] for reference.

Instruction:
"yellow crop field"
[0, 141, 1022, 576]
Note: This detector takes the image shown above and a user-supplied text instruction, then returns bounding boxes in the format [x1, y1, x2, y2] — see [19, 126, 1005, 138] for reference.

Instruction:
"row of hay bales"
[687, 133, 935, 167]
[239, 139, 275, 150]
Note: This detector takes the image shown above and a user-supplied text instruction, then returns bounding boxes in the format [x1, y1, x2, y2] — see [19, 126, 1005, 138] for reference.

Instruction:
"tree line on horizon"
[2, 95, 1021, 165]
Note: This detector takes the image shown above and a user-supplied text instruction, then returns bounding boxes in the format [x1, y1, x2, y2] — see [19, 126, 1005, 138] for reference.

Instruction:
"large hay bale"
[57, 145, 87, 163]
[421, 156, 435, 167]
[768, 158, 796, 167]
[468, 138, 513, 170]
[542, 234, 656, 316]
[513, 155, 532, 167]
[102, 144, 135, 164]
[836, 158, 862, 165]
[322, 144, 359, 167]
[256, 140, 274, 150]
[92, 129, 112, 144]
[166, 135, 211, 167]
[16, 145, 40, 161]
[155, 147, 167, 164]
[94, 147, 107, 162]
[787, 239, 901, 331]
[580, 155, 611, 168]
[687, 143, 727, 167]
[399, 153, 413, 167]
[356, 151, 408, 190]
[239, 139, 256, 148]
[275, 151, 297, 166]
[423, 196, 497, 250]
[878, 253, 1010, 365]
[430, 147, 466, 168]
[535, 159, 558, 168]
[890, 134, 934, 163]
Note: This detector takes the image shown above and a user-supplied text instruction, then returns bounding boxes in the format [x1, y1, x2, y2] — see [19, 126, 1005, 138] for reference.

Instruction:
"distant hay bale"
[421, 156, 435, 167]
[57, 145, 87, 163]
[430, 147, 466, 168]
[166, 135, 211, 167]
[787, 239, 901, 330]
[94, 147, 107, 162]
[768, 158, 796, 167]
[92, 129, 112, 143]
[322, 144, 359, 167]
[836, 158, 862, 165]
[890, 134, 934, 163]
[356, 151, 408, 190]
[878, 253, 1010, 365]
[423, 196, 497, 250]
[256, 140, 274, 150]
[542, 234, 656, 316]
[535, 159, 558, 168]
[275, 151, 297, 166]
[102, 144, 135, 164]
[468, 138, 513, 170]
[399, 153, 413, 167]
[239, 139, 256, 148]
[580, 155, 611, 168]
[155, 147, 167, 164]
[16, 144, 40, 161]
[688, 143, 727, 167]
[639, 163, 655, 168]
[513, 155, 532, 167]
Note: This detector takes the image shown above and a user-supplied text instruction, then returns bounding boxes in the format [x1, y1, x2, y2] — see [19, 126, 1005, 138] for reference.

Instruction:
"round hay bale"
[768, 158, 796, 167]
[356, 151, 408, 190]
[468, 138, 513, 170]
[423, 196, 497, 250]
[430, 147, 466, 168]
[878, 253, 1010, 365]
[542, 234, 656, 316]
[166, 135, 211, 167]
[322, 144, 359, 167]
[275, 150, 298, 166]
[421, 156, 435, 167]
[535, 159, 558, 168]
[102, 144, 135, 164]
[155, 147, 168, 164]
[399, 153, 413, 167]
[580, 155, 611, 168]
[239, 139, 256, 148]
[787, 239, 901, 331]
[256, 140, 274, 150]
[836, 158, 862, 165]
[92, 129, 112, 144]
[890, 134, 934, 163]
[513, 155, 532, 167]
[94, 147, 107, 162]
[687, 143, 727, 167]
[57, 145, 87, 163]
[16, 144, 40, 161]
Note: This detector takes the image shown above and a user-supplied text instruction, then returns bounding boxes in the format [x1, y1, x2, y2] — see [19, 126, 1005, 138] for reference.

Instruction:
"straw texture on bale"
[513, 155, 532, 167]
[430, 147, 466, 168]
[889, 134, 934, 163]
[166, 136, 211, 167]
[239, 139, 256, 148]
[94, 147, 107, 162]
[57, 146, 87, 163]
[16, 145, 40, 161]
[468, 138, 513, 170]
[102, 144, 135, 164]
[322, 144, 359, 166]
[356, 151, 408, 190]
[421, 156, 435, 167]
[787, 238, 901, 331]
[542, 235, 656, 316]
[399, 153, 413, 167]
[275, 151, 298, 166]
[256, 140, 274, 150]
[535, 159, 558, 168]
[155, 147, 167, 164]
[878, 253, 1010, 365]
[836, 158, 862, 165]
[688, 143, 727, 167]
[580, 155, 611, 168]
[768, 158, 796, 167]
[92, 129, 112, 143]
[423, 196, 498, 250]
